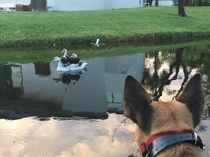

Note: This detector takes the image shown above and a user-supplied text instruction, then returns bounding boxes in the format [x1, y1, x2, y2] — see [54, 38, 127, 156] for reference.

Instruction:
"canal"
[0, 41, 210, 157]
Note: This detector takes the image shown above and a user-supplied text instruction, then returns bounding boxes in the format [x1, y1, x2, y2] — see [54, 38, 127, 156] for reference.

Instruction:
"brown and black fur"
[124, 74, 205, 157]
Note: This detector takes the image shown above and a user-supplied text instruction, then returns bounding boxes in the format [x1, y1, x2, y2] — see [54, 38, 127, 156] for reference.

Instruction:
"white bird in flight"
[91, 38, 105, 47]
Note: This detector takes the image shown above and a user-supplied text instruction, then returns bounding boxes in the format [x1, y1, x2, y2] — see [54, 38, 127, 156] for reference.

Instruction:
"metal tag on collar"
[192, 132, 198, 144]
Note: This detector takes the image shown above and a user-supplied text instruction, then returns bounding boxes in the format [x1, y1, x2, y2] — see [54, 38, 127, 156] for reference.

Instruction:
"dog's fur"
[124, 74, 205, 157]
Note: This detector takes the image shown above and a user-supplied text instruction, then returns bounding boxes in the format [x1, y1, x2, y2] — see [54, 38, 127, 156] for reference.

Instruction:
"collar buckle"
[192, 132, 198, 145]
[140, 142, 148, 157]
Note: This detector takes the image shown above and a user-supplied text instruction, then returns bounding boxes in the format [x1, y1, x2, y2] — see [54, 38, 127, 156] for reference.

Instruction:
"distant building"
[47, 0, 141, 11]
[0, 0, 174, 12]
[0, 0, 143, 12]
[152, 0, 174, 6]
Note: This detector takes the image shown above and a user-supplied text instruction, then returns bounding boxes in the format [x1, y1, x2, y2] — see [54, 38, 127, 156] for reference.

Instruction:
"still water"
[0, 43, 210, 157]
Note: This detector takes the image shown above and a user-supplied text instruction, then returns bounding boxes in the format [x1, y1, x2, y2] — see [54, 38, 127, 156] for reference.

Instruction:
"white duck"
[51, 56, 87, 72]
[62, 49, 68, 58]
[91, 38, 106, 47]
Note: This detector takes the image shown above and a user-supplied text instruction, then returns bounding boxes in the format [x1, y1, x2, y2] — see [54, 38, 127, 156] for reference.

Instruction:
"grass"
[0, 7, 210, 47]
[0, 40, 209, 63]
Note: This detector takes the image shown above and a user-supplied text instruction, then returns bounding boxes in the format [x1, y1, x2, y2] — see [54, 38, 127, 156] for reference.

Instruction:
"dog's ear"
[124, 76, 153, 132]
[177, 74, 204, 127]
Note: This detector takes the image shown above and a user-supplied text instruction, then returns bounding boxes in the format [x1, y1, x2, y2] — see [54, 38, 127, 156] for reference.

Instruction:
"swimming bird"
[62, 49, 68, 58]
[51, 56, 87, 72]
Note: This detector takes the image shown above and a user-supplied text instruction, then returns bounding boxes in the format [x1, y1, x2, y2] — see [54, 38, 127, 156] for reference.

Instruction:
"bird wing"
[96, 39, 100, 44]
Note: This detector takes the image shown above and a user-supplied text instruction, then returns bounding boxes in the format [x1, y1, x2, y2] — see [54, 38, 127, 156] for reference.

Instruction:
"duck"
[61, 49, 70, 64]
[51, 56, 87, 72]
[61, 49, 80, 65]
[90, 38, 106, 47]
[62, 49, 68, 58]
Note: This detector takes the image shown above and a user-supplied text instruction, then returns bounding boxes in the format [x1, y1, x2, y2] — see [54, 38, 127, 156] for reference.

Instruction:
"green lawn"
[0, 7, 210, 47]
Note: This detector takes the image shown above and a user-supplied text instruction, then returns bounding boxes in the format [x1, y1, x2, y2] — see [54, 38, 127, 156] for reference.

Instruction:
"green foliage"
[0, 7, 210, 47]
[0, 40, 209, 63]
[203, 0, 210, 5]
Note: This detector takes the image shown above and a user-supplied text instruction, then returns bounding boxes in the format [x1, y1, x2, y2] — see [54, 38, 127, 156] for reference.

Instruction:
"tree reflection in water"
[142, 47, 210, 120]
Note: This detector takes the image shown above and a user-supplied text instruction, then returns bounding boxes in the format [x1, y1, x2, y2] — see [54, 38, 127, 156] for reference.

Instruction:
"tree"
[178, 0, 187, 17]
[155, 0, 159, 6]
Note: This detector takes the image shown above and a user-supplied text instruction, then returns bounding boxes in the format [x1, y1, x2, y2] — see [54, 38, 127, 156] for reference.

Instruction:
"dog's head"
[124, 74, 205, 156]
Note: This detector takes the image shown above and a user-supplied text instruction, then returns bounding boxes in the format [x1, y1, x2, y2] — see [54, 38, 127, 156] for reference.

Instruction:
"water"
[0, 115, 138, 157]
[0, 42, 210, 157]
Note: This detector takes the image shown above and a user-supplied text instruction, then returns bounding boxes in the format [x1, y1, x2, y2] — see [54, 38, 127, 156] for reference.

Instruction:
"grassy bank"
[0, 7, 210, 47]
[0, 40, 209, 63]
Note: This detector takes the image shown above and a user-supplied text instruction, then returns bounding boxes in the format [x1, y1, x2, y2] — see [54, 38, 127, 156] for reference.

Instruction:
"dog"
[124, 74, 205, 157]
